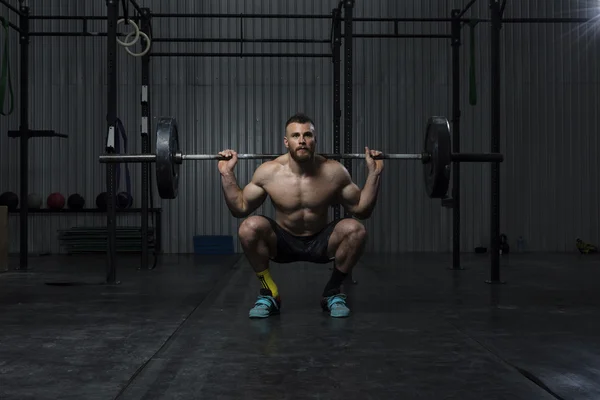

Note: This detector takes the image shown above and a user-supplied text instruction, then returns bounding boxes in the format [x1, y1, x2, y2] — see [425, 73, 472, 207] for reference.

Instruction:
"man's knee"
[238, 216, 272, 246]
[331, 219, 367, 251]
[340, 219, 367, 245]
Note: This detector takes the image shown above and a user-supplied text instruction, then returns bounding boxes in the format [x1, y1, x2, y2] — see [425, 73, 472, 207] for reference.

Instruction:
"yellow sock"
[256, 269, 279, 298]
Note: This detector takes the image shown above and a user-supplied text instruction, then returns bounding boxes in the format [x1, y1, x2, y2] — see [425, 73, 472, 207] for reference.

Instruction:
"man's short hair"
[285, 113, 314, 129]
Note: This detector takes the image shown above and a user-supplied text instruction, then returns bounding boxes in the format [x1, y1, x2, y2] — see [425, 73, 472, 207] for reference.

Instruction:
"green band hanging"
[0, 16, 13, 116]
[469, 21, 477, 106]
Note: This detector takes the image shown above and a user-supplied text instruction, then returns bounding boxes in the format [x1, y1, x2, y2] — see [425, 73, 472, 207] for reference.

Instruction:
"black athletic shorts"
[260, 215, 349, 264]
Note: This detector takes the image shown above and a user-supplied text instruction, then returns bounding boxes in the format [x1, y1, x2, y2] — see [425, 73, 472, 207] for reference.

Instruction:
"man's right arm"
[220, 166, 269, 218]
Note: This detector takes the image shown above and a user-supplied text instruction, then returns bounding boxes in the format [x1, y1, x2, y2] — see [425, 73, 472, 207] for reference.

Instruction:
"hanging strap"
[468, 21, 477, 106]
[114, 118, 132, 198]
[121, 0, 129, 24]
[0, 16, 13, 116]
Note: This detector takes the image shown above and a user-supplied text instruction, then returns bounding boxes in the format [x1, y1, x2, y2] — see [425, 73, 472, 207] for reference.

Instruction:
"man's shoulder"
[318, 156, 346, 170]
[253, 159, 283, 182]
[257, 158, 285, 171]
[318, 156, 350, 181]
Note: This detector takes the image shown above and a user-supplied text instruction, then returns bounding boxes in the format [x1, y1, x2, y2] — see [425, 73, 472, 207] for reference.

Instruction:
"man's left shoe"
[321, 289, 350, 318]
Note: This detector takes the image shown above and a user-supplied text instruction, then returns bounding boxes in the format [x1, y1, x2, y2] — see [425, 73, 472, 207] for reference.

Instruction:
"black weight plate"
[156, 117, 180, 199]
[423, 116, 451, 198]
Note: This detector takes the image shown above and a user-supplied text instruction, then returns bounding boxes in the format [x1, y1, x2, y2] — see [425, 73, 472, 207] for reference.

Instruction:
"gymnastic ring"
[124, 31, 151, 57]
[117, 18, 140, 47]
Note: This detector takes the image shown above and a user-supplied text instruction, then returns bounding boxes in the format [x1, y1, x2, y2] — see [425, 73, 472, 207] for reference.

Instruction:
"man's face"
[284, 122, 316, 163]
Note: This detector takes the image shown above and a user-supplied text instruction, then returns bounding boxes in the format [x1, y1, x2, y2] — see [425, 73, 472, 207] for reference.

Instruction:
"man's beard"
[290, 148, 313, 162]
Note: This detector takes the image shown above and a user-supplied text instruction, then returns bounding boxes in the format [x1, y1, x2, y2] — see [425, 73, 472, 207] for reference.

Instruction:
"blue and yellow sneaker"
[248, 289, 281, 319]
[321, 289, 350, 318]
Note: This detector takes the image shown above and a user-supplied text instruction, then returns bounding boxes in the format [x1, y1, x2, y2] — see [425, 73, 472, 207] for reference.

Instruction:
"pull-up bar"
[151, 33, 450, 44]
[152, 38, 331, 44]
[502, 17, 592, 23]
[149, 52, 332, 58]
[29, 15, 139, 20]
[152, 13, 331, 19]
[146, 12, 479, 24]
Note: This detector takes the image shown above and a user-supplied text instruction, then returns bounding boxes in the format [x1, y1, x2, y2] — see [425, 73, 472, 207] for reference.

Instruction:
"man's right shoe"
[248, 289, 281, 319]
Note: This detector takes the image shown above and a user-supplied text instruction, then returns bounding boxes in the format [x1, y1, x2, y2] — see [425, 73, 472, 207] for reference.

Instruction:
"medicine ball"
[28, 193, 42, 209]
[117, 192, 133, 209]
[96, 192, 107, 210]
[47, 192, 66, 210]
[0, 191, 19, 211]
[67, 193, 85, 210]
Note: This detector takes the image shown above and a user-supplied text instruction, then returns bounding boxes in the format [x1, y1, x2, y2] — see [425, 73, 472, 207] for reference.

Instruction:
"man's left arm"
[339, 147, 384, 219]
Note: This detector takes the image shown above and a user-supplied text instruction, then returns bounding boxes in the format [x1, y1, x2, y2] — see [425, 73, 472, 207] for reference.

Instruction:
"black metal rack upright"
[450, 9, 462, 271]
[106, 0, 118, 284]
[18, 4, 29, 270]
[342, 0, 354, 218]
[140, 8, 152, 270]
[488, 0, 503, 284]
[0, 3, 32, 270]
[332, 7, 342, 221]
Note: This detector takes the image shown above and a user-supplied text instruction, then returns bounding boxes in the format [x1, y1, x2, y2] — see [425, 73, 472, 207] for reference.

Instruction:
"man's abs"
[274, 209, 330, 236]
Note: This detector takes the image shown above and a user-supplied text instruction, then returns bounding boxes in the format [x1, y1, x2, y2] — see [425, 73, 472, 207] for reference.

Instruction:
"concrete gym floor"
[0, 252, 599, 399]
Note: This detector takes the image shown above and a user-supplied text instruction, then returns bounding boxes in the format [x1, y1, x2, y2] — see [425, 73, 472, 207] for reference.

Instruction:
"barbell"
[98, 116, 503, 200]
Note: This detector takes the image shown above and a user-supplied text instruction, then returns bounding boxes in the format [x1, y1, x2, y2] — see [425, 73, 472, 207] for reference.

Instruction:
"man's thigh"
[305, 218, 357, 263]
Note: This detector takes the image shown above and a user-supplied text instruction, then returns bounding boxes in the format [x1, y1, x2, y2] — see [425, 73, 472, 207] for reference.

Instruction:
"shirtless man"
[218, 113, 384, 319]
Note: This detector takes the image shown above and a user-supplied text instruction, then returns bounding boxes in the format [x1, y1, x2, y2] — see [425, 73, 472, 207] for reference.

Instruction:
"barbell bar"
[99, 152, 502, 162]
[98, 116, 504, 200]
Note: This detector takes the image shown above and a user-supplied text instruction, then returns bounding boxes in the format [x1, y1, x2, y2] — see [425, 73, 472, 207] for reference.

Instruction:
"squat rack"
[2, 0, 591, 285]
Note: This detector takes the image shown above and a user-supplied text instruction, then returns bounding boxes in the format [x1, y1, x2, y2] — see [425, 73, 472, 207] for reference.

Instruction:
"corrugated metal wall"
[0, 0, 597, 254]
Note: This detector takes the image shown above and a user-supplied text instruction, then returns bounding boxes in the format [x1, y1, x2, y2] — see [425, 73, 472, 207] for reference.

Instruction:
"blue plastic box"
[193, 235, 234, 254]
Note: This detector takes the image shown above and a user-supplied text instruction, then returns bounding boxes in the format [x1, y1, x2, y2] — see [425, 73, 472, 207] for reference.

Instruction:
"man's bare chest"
[264, 175, 339, 210]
